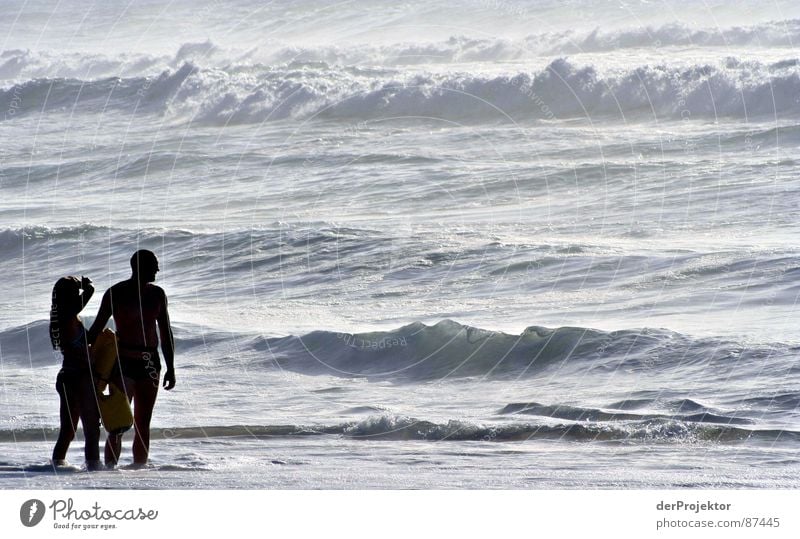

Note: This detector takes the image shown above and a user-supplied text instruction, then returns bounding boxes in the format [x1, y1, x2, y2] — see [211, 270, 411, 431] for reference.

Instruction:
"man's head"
[130, 250, 159, 283]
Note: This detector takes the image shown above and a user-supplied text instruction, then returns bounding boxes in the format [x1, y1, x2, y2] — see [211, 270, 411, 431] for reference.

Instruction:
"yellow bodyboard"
[91, 329, 133, 435]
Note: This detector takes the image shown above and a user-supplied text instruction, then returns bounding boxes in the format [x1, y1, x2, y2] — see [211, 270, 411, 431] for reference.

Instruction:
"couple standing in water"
[49, 250, 175, 470]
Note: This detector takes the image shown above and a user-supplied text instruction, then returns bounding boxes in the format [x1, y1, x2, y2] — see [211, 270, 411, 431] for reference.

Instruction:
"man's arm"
[158, 290, 176, 390]
[87, 289, 112, 346]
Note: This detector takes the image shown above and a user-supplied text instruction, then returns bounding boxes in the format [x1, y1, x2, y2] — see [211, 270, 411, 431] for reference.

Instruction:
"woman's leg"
[78, 373, 102, 468]
[52, 372, 80, 463]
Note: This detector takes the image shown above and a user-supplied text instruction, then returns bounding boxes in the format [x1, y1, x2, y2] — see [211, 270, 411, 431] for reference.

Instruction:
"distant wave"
[0, 40, 227, 82]
[2, 315, 664, 372]
[260, 319, 681, 379]
[0, 223, 109, 248]
[3, 18, 800, 84]
[3, 288, 794, 381]
[535, 19, 800, 54]
[0, 223, 393, 265]
[256, 319, 799, 381]
[4, 56, 800, 124]
[2, 416, 794, 443]
[257, 20, 800, 64]
[336, 414, 790, 443]
[498, 401, 753, 425]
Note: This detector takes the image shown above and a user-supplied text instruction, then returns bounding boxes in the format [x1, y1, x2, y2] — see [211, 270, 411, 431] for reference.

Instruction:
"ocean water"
[2, 0, 800, 489]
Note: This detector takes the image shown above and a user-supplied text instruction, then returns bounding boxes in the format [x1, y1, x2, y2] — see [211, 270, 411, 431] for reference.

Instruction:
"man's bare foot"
[86, 460, 104, 472]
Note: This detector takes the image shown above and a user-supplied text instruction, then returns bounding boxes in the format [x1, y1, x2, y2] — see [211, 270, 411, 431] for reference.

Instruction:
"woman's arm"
[87, 289, 112, 346]
[80, 276, 95, 309]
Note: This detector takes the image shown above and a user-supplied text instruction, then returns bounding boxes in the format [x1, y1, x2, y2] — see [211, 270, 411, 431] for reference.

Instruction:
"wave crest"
[260, 319, 686, 380]
[4, 56, 800, 123]
[5, 19, 800, 83]
[1, 416, 791, 444]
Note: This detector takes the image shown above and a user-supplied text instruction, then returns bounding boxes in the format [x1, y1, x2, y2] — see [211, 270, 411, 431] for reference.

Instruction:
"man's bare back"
[106, 280, 167, 352]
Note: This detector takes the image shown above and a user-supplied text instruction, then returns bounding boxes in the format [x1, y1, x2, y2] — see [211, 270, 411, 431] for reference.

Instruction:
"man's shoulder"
[108, 280, 132, 293]
[143, 283, 167, 303]
[107, 280, 166, 299]
[106, 281, 124, 295]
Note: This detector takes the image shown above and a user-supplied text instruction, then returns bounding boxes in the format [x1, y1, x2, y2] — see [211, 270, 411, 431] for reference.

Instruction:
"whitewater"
[2, 0, 800, 488]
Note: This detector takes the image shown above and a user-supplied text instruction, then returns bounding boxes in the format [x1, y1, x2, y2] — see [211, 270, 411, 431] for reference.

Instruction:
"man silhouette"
[88, 250, 175, 467]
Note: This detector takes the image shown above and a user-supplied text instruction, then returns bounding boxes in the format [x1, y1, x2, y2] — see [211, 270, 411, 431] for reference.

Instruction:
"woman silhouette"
[49, 275, 102, 470]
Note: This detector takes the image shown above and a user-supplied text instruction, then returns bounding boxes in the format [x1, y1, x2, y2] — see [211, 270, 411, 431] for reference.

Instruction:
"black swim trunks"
[116, 342, 161, 383]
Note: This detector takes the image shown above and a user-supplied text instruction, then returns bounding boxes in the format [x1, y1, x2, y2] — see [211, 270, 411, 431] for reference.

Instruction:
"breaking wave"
[4, 18, 800, 82]
[4, 56, 800, 123]
[1, 416, 794, 443]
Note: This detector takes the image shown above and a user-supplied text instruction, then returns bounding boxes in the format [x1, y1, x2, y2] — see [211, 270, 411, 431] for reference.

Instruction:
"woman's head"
[49, 276, 83, 350]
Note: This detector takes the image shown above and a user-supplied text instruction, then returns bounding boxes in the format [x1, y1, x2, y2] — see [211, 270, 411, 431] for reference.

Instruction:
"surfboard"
[92, 329, 133, 435]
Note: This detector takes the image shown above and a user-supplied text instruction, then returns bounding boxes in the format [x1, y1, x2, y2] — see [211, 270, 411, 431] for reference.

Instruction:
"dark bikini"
[59, 325, 91, 372]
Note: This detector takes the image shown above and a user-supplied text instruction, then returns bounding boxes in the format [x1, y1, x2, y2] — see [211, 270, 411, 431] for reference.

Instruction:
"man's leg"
[132, 377, 159, 464]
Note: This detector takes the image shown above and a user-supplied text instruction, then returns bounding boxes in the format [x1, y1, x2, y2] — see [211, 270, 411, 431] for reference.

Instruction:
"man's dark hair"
[130, 249, 158, 274]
